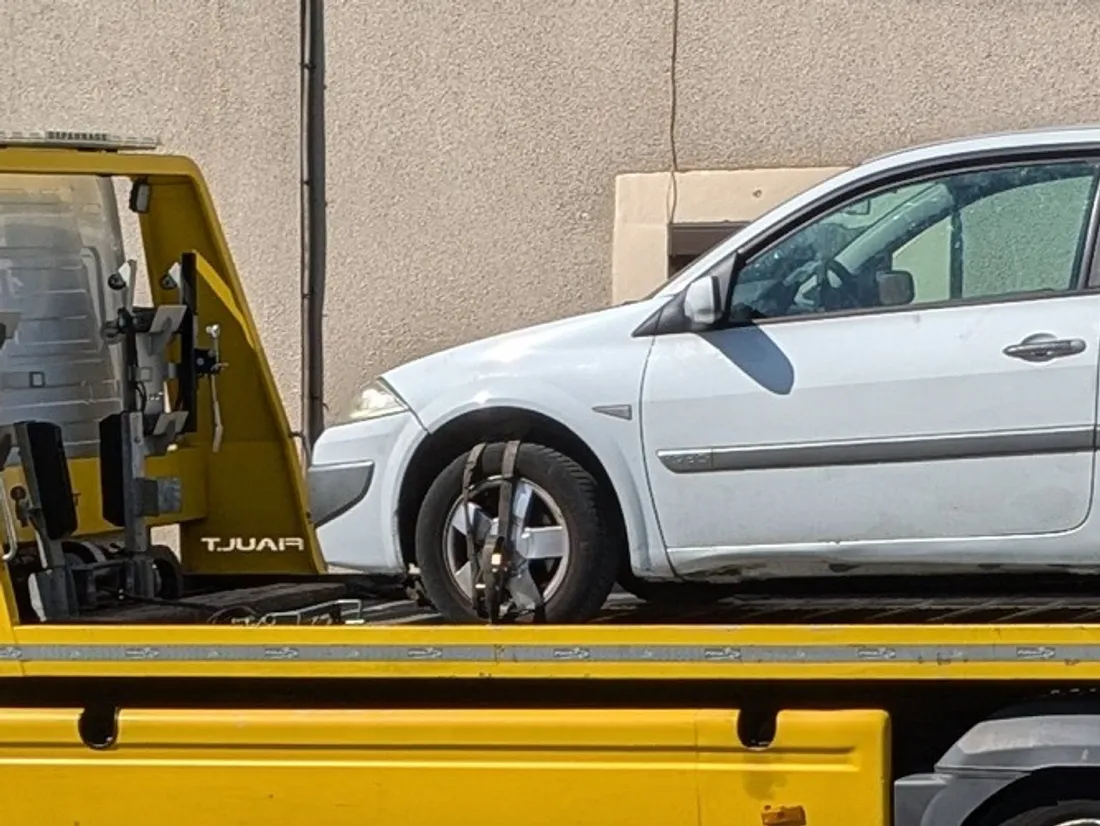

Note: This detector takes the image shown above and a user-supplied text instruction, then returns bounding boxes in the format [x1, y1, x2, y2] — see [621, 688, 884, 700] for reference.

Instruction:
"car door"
[639, 157, 1100, 576]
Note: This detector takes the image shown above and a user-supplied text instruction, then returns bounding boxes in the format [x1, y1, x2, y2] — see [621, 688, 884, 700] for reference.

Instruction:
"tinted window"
[728, 161, 1100, 322]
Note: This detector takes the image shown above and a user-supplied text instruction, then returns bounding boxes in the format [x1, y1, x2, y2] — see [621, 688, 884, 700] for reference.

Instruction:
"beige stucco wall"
[6, 0, 1100, 426]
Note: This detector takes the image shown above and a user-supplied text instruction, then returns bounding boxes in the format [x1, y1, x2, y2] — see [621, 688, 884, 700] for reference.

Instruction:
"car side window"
[728, 160, 1100, 323]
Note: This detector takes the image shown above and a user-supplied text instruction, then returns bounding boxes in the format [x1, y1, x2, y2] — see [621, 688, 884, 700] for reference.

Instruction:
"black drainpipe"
[300, 0, 327, 450]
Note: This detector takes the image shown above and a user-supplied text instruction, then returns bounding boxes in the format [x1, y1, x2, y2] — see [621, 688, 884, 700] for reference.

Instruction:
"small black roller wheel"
[147, 544, 184, 600]
[414, 442, 620, 623]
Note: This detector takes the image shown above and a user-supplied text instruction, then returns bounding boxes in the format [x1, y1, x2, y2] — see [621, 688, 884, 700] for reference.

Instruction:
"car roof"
[864, 124, 1100, 169]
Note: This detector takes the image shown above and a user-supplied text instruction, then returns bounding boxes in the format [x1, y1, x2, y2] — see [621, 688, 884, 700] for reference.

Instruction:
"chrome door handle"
[1003, 333, 1087, 362]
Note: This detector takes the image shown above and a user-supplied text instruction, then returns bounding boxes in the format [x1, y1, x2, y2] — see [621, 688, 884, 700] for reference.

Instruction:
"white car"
[309, 125, 1100, 623]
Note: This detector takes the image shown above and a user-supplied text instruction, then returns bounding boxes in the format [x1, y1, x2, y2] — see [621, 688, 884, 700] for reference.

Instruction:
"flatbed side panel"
[11, 623, 1100, 680]
[698, 710, 890, 826]
[0, 707, 889, 826]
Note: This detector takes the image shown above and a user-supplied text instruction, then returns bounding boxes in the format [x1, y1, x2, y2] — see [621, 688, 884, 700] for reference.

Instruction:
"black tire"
[414, 442, 621, 624]
[993, 799, 1100, 826]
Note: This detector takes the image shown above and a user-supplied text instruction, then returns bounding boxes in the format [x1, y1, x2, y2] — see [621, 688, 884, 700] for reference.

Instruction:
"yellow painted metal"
[0, 450, 207, 542]
[136, 171, 323, 575]
[0, 146, 324, 575]
[696, 709, 890, 826]
[0, 707, 888, 826]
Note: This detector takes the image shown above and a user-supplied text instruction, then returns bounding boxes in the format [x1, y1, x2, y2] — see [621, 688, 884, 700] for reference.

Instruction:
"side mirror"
[876, 269, 915, 307]
[683, 275, 722, 327]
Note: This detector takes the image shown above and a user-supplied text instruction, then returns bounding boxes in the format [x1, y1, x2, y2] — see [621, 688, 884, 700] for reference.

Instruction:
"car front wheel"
[414, 441, 620, 623]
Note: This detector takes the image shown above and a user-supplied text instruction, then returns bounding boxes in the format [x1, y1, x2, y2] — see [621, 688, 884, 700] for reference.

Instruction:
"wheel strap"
[462, 443, 487, 618]
[483, 440, 521, 623]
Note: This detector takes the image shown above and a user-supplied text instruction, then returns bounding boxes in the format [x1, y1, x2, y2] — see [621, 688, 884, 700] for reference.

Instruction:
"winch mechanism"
[0, 246, 227, 623]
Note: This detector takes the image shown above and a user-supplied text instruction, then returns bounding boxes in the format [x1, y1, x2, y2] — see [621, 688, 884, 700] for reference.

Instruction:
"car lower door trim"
[656, 425, 1097, 474]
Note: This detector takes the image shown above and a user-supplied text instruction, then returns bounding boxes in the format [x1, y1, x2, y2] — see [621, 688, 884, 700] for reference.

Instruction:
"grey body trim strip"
[657, 426, 1096, 474]
[0, 641, 1097, 664]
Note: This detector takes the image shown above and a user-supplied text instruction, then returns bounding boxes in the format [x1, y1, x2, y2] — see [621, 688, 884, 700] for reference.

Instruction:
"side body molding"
[658, 426, 1097, 474]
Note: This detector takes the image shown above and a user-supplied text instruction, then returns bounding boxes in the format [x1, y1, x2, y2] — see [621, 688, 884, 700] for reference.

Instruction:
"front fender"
[402, 378, 674, 579]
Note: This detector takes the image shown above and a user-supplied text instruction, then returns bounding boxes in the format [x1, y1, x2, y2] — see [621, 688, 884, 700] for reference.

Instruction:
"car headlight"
[338, 378, 409, 424]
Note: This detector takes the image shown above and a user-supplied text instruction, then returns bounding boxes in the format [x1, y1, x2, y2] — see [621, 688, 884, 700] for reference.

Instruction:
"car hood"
[381, 297, 665, 416]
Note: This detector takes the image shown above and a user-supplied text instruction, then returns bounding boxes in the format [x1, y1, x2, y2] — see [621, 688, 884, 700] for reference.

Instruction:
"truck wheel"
[414, 442, 620, 623]
[993, 800, 1100, 826]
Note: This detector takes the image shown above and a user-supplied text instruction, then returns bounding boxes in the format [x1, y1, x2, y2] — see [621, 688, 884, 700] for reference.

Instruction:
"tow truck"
[3, 129, 1100, 826]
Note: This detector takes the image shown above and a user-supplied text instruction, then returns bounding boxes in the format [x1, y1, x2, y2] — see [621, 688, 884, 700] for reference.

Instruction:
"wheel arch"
[896, 704, 1100, 826]
[395, 406, 630, 569]
[961, 768, 1100, 826]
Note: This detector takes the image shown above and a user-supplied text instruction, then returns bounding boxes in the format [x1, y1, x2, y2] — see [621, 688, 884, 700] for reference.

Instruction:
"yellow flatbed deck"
[7, 589, 1100, 681]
